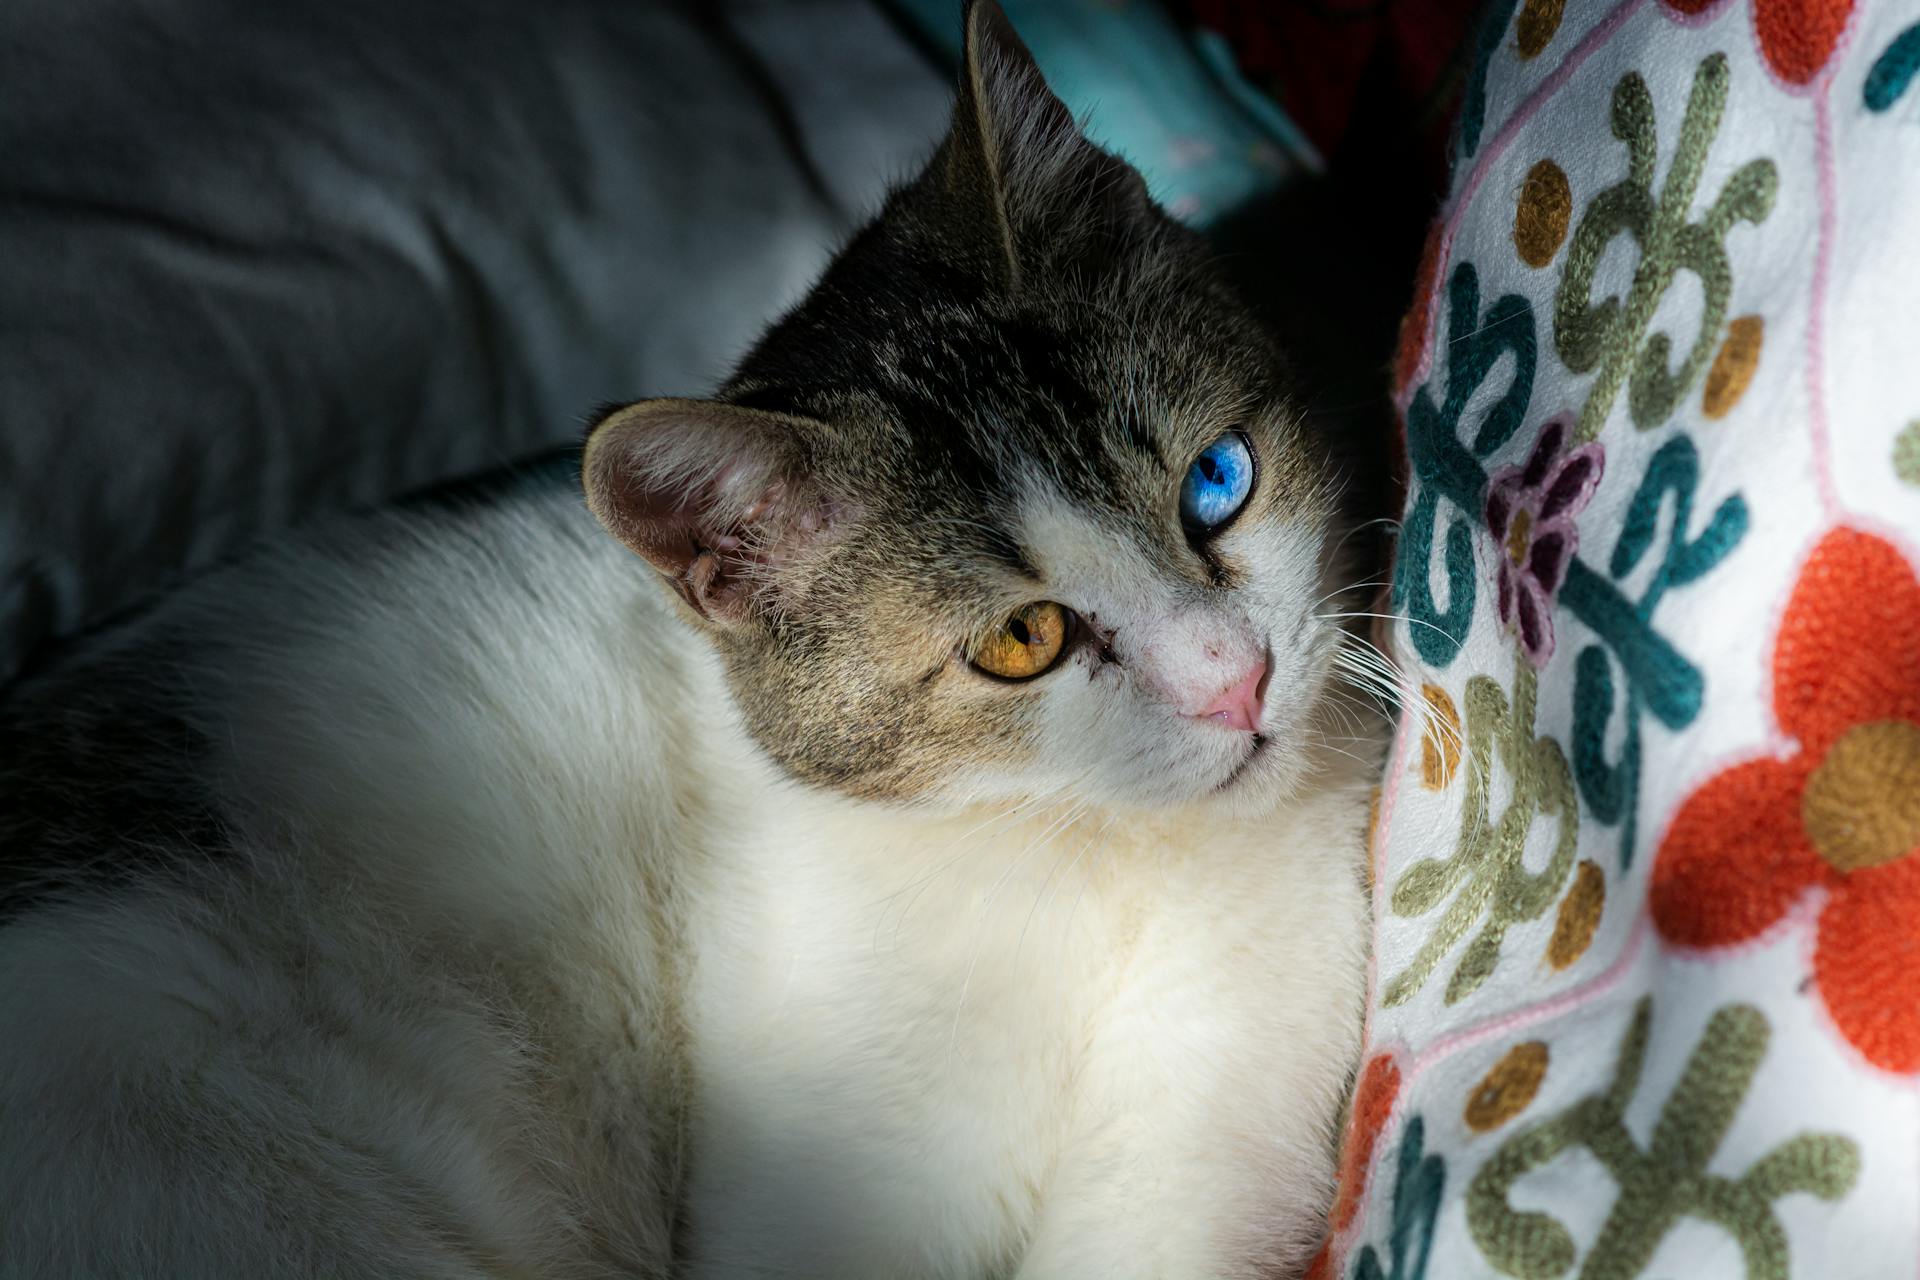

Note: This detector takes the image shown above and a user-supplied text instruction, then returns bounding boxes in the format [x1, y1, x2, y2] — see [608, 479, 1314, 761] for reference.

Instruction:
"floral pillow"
[1324, 1, 1920, 1277]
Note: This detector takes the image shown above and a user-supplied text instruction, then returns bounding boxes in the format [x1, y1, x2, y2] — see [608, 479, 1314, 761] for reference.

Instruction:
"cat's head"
[585, 0, 1360, 816]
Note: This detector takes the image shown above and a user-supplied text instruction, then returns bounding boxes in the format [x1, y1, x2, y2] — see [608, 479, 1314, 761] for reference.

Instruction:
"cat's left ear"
[582, 398, 851, 627]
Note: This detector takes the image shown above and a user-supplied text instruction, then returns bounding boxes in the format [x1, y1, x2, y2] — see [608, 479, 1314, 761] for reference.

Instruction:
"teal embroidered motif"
[1458, 0, 1524, 160]
[1352, 1116, 1446, 1280]
[1562, 433, 1747, 866]
[1866, 21, 1920, 112]
[1393, 262, 1538, 668]
[1394, 279, 1744, 872]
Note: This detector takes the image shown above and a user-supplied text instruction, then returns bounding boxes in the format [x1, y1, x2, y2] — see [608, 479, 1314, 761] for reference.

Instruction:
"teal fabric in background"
[886, 0, 1320, 227]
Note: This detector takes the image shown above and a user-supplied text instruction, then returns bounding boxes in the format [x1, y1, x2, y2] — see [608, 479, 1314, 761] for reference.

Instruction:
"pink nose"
[1192, 659, 1268, 733]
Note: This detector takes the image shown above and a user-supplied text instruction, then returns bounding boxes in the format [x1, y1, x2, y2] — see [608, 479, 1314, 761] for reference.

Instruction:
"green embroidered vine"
[1383, 655, 1578, 1008]
[1468, 999, 1859, 1279]
[1555, 53, 1778, 442]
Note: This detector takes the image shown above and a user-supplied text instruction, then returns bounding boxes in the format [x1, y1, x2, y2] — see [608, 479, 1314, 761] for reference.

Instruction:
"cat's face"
[585, 1, 1357, 817]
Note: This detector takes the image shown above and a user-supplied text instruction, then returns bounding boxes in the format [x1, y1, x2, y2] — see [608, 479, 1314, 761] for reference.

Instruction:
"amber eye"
[970, 602, 1071, 680]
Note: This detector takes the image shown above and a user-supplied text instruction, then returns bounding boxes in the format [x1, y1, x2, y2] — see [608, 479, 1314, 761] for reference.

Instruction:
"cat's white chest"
[680, 802, 1136, 1275]
[674, 791, 1367, 1279]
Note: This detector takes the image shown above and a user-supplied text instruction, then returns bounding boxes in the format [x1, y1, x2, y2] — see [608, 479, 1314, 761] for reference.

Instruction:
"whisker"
[1017, 811, 1117, 965]
[1060, 814, 1122, 948]
[1314, 609, 1454, 640]
[871, 789, 1055, 954]
[1310, 737, 1375, 769]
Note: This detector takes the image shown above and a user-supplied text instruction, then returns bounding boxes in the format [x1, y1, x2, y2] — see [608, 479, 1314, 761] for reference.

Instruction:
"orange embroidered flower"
[1330, 1053, 1402, 1232]
[1650, 528, 1920, 1071]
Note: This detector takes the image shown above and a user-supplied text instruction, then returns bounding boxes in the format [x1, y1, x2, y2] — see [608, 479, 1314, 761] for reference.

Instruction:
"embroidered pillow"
[1328, 2, 1920, 1277]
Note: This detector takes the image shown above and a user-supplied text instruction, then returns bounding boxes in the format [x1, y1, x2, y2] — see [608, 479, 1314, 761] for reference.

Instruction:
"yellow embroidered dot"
[1515, 0, 1568, 58]
[1547, 860, 1606, 969]
[1419, 684, 1463, 790]
[1465, 1041, 1550, 1132]
[1702, 315, 1764, 419]
[1513, 159, 1572, 268]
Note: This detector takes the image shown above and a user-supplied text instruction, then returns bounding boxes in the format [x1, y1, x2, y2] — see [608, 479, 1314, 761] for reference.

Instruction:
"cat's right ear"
[930, 0, 1154, 286]
[582, 399, 850, 627]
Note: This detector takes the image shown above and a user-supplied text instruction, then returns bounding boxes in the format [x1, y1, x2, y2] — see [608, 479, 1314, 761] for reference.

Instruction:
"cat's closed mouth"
[1218, 733, 1271, 790]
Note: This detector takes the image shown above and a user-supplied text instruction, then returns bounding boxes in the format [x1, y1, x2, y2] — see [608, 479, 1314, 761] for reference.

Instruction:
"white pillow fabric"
[1327, 1, 1920, 1277]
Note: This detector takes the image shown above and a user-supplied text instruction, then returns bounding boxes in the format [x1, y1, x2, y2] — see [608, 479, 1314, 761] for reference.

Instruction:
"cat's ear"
[937, 0, 1153, 284]
[582, 399, 849, 627]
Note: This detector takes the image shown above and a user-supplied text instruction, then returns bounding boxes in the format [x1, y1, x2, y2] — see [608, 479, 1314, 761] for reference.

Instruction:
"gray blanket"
[0, 0, 948, 686]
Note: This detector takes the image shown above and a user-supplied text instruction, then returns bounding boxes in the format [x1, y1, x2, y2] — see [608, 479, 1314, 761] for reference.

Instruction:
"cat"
[0, 3, 1379, 1276]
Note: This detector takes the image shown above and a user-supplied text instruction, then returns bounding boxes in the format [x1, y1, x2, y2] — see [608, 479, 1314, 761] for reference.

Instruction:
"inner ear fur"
[582, 397, 846, 626]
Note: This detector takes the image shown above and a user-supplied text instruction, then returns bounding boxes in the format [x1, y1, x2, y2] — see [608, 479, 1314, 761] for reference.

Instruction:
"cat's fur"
[0, 5, 1376, 1276]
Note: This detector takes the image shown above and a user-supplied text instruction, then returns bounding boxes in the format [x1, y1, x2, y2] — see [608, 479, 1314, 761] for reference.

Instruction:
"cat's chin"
[1111, 739, 1329, 820]
[1189, 736, 1322, 820]
[896, 719, 1334, 820]
[1216, 733, 1273, 792]
[1192, 702, 1381, 819]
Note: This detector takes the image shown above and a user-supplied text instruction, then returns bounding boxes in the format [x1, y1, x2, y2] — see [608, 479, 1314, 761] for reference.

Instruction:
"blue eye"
[1178, 432, 1254, 531]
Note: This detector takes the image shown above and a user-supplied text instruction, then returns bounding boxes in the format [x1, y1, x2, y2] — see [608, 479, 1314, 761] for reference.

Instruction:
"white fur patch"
[0, 488, 1371, 1276]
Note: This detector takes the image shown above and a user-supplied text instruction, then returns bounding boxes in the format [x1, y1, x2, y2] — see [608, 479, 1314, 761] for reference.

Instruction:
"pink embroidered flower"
[1483, 418, 1603, 667]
